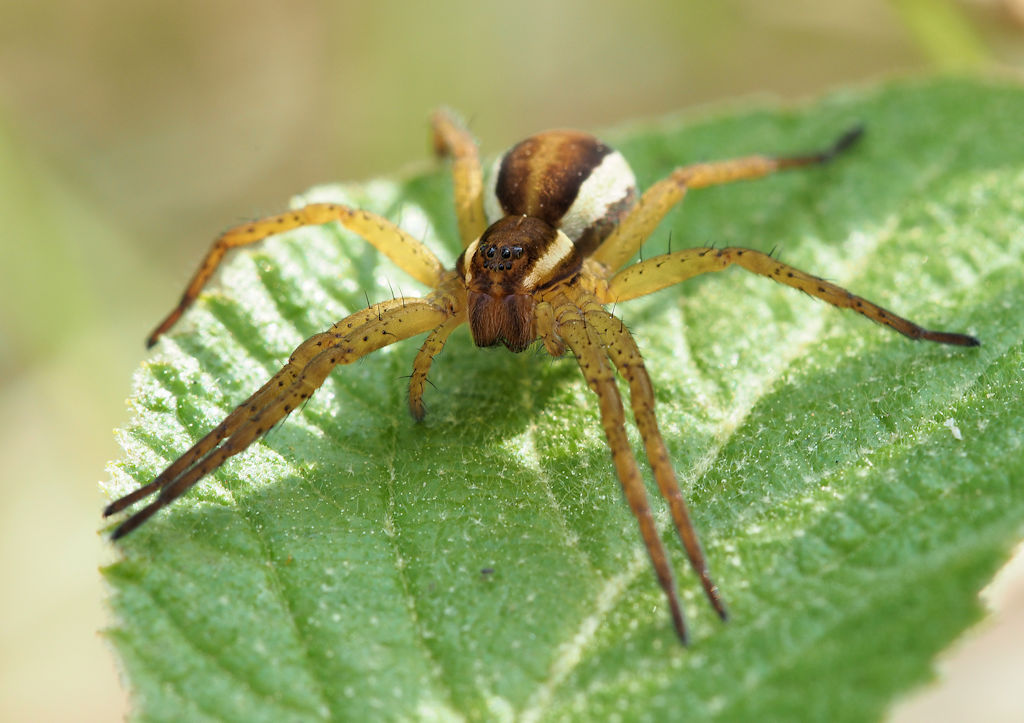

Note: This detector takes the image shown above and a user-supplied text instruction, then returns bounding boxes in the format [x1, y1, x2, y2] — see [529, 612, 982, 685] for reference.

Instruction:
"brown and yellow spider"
[105, 109, 978, 643]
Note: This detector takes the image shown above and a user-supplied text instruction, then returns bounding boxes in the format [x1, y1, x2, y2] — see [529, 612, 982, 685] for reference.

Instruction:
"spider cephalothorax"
[460, 216, 554, 351]
[106, 110, 978, 643]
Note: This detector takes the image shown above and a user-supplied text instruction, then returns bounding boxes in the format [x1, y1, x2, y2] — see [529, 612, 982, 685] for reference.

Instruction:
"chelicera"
[105, 110, 978, 643]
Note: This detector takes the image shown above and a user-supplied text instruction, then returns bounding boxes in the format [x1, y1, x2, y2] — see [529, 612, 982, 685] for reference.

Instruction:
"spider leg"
[107, 298, 451, 538]
[553, 297, 691, 643]
[431, 108, 487, 246]
[584, 300, 727, 620]
[147, 203, 446, 347]
[108, 298, 425, 516]
[592, 126, 864, 273]
[408, 315, 465, 420]
[535, 301, 566, 357]
[605, 247, 979, 346]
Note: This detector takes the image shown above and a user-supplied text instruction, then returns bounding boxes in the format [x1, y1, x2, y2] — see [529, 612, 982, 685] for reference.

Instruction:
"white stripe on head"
[462, 237, 481, 283]
[522, 229, 575, 289]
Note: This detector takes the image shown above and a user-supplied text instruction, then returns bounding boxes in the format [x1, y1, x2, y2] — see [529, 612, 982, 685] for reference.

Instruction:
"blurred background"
[1, 1, 1021, 719]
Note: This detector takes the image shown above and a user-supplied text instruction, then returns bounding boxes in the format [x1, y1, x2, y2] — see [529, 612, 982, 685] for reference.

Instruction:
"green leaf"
[102, 77, 1024, 722]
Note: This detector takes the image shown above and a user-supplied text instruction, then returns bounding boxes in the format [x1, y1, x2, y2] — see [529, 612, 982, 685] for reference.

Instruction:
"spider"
[105, 109, 979, 643]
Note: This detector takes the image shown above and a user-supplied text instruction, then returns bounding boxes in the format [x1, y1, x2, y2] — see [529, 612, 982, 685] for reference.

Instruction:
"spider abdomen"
[484, 130, 637, 256]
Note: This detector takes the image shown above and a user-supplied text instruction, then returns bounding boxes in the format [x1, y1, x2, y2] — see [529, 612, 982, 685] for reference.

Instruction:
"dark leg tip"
[922, 330, 981, 347]
[817, 123, 865, 163]
[110, 514, 144, 540]
[833, 124, 866, 154]
[668, 601, 690, 646]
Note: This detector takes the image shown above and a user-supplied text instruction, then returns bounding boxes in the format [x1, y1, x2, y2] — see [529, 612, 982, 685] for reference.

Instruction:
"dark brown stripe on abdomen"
[494, 131, 612, 226]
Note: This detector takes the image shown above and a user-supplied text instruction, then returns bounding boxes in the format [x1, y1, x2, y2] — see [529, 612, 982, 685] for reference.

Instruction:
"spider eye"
[501, 247, 512, 259]
[512, 246, 524, 259]
[485, 246, 496, 258]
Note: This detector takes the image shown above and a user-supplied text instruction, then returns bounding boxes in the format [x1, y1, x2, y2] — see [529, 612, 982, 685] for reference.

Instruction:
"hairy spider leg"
[408, 314, 466, 420]
[108, 298, 432, 516]
[146, 203, 446, 347]
[584, 300, 728, 620]
[535, 301, 566, 357]
[431, 109, 487, 247]
[605, 247, 980, 346]
[107, 298, 451, 538]
[552, 293, 691, 643]
[592, 126, 865, 273]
